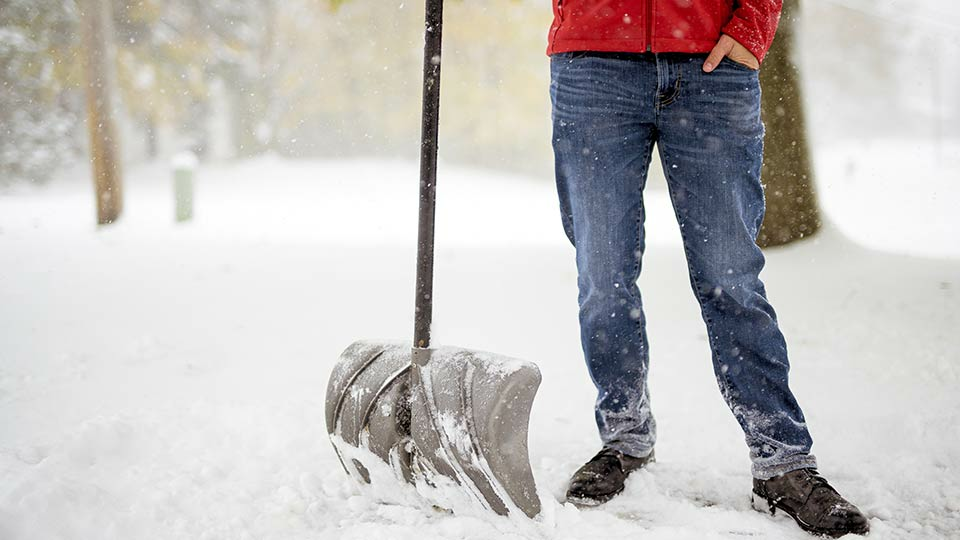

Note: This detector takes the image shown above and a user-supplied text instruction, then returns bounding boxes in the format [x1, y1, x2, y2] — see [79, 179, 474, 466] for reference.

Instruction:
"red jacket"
[546, 0, 782, 64]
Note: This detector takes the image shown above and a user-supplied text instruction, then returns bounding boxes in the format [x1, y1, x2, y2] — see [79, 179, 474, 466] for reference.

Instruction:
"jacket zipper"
[645, 0, 653, 52]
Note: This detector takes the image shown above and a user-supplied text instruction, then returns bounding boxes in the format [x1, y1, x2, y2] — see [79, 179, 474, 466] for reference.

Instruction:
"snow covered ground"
[1, 151, 958, 539]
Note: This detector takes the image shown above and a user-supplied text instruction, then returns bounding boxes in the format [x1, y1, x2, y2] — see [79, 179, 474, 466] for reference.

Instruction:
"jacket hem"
[547, 37, 717, 57]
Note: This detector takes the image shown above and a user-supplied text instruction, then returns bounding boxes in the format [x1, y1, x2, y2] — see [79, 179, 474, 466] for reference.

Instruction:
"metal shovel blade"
[325, 340, 542, 518]
[410, 346, 542, 518]
[325, 341, 413, 484]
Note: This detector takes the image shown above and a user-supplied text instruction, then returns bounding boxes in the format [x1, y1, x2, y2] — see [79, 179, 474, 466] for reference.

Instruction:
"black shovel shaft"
[414, 0, 444, 349]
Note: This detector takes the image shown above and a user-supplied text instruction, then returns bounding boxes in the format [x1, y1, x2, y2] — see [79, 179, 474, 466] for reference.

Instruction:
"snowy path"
[1, 158, 958, 539]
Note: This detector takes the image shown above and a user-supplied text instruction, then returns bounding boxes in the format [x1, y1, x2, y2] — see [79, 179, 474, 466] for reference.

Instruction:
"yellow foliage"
[267, 0, 554, 173]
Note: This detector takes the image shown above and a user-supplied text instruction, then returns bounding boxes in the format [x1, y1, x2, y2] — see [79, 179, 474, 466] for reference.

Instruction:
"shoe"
[752, 468, 870, 537]
[565, 447, 654, 506]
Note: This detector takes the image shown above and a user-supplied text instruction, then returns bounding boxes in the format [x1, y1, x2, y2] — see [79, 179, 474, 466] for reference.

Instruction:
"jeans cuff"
[751, 453, 819, 480]
[603, 436, 655, 460]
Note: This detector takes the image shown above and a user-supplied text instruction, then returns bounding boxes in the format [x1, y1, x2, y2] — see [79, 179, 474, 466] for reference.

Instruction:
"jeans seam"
[654, 57, 663, 116]
[632, 134, 656, 356]
[658, 69, 682, 109]
[660, 149, 729, 399]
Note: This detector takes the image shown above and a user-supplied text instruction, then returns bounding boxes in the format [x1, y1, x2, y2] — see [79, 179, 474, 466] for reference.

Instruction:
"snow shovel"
[324, 0, 542, 519]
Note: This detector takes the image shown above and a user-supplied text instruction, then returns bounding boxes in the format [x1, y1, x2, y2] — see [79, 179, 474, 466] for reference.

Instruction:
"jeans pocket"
[720, 56, 759, 72]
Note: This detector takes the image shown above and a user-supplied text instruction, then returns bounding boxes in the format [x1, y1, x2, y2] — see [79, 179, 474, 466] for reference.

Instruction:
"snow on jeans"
[549, 51, 817, 480]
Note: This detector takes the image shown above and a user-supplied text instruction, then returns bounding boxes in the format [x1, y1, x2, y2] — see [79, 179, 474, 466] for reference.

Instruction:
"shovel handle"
[414, 0, 444, 350]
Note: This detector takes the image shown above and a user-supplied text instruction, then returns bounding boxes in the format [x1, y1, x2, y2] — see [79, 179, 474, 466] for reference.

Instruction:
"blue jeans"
[550, 51, 817, 479]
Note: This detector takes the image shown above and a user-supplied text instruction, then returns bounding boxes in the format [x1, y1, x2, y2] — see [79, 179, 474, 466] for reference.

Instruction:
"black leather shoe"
[752, 468, 870, 537]
[565, 447, 655, 506]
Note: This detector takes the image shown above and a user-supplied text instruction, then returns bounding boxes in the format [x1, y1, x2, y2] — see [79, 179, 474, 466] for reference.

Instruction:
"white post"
[172, 151, 198, 223]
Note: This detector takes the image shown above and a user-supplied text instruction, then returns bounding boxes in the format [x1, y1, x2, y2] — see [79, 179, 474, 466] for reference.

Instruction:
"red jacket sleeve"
[721, 0, 783, 64]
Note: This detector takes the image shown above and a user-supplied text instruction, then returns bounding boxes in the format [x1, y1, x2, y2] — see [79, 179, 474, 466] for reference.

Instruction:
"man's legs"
[655, 54, 816, 479]
[550, 52, 659, 459]
[551, 52, 869, 534]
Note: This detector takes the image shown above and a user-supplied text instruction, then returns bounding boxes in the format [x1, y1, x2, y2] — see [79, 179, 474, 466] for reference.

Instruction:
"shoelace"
[593, 448, 626, 473]
[805, 469, 841, 500]
[764, 469, 839, 515]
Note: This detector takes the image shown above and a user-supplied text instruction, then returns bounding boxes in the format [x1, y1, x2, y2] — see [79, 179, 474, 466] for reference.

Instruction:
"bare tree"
[80, 0, 123, 224]
[757, 0, 820, 248]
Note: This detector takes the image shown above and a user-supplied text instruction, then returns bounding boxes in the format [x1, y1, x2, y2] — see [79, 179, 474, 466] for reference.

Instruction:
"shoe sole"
[565, 485, 625, 508]
[751, 493, 869, 538]
[565, 496, 604, 508]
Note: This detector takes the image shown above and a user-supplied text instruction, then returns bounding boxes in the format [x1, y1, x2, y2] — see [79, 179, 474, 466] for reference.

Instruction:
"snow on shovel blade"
[325, 341, 542, 518]
[410, 346, 542, 518]
[325, 341, 414, 484]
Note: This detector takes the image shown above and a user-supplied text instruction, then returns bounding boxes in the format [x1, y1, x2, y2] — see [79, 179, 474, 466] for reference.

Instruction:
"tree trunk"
[757, 0, 820, 248]
[80, 0, 123, 225]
